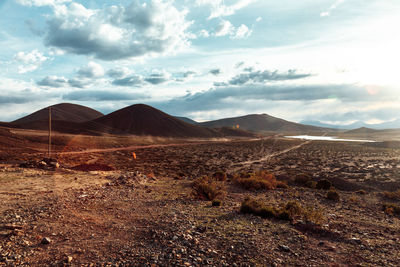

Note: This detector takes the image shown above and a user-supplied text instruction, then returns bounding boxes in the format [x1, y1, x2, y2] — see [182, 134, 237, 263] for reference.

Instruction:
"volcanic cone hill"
[200, 114, 333, 134]
[86, 104, 221, 138]
[12, 103, 104, 124]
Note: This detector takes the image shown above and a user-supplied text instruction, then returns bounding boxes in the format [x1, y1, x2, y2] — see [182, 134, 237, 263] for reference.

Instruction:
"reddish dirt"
[0, 128, 399, 266]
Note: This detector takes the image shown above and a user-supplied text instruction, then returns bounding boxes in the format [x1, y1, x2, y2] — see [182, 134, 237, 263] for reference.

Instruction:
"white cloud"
[232, 24, 252, 39]
[198, 29, 210, 38]
[14, 49, 48, 73]
[77, 61, 104, 78]
[215, 20, 234, 37]
[214, 20, 252, 39]
[42, 0, 192, 61]
[196, 0, 257, 19]
[320, 0, 346, 17]
[16, 0, 71, 7]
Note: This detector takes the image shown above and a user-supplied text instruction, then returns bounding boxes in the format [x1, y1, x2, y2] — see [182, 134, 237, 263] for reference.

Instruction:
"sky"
[0, 0, 399, 124]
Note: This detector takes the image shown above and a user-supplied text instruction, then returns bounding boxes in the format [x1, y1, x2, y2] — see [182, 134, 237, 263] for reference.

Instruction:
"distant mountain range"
[3, 103, 397, 138]
[301, 120, 400, 130]
[199, 114, 334, 134]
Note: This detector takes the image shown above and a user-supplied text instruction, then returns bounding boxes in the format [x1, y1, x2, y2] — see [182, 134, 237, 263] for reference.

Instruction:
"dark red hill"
[86, 104, 220, 137]
[12, 103, 103, 124]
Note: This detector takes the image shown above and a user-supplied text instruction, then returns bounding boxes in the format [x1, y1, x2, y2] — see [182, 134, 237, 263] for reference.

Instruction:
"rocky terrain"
[0, 129, 400, 266]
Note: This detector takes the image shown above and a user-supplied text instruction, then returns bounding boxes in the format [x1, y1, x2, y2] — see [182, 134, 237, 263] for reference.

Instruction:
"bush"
[305, 181, 317, 189]
[240, 197, 277, 218]
[327, 189, 340, 201]
[382, 189, 400, 201]
[383, 203, 400, 216]
[240, 198, 325, 224]
[235, 170, 277, 191]
[294, 173, 312, 185]
[316, 179, 332, 190]
[192, 176, 226, 201]
[212, 199, 222, 207]
[212, 171, 227, 181]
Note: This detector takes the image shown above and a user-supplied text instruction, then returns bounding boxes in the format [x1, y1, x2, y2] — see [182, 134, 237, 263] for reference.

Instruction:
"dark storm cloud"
[43, 1, 190, 61]
[155, 83, 386, 114]
[112, 75, 144, 87]
[183, 71, 197, 78]
[144, 73, 169, 84]
[37, 76, 68, 88]
[107, 68, 129, 79]
[68, 78, 87, 88]
[209, 68, 221, 75]
[62, 90, 146, 101]
[0, 95, 34, 104]
[37, 76, 90, 88]
[226, 69, 312, 85]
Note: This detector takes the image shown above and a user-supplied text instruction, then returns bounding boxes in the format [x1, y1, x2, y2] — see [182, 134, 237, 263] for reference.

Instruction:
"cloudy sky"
[0, 0, 399, 124]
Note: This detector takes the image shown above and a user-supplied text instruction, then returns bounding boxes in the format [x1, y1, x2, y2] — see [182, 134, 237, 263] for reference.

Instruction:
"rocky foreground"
[0, 162, 399, 266]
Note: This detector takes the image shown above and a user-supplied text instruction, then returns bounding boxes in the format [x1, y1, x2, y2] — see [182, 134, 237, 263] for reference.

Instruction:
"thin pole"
[48, 107, 52, 158]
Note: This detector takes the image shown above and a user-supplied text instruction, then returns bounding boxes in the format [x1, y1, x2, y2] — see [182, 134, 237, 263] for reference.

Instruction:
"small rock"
[66, 256, 73, 263]
[279, 245, 291, 252]
[41, 237, 51, 244]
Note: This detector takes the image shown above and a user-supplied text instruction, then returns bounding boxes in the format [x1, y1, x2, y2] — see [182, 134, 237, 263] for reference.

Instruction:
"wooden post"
[48, 107, 52, 158]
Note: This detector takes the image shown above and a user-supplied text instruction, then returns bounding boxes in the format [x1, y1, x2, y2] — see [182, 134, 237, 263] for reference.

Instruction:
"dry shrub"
[235, 170, 277, 191]
[192, 176, 226, 201]
[382, 189, 400, 201]
[305, 181, 317, 189]
[327, 189, 340, 201]
[240, 198, 325, 225]
[294, 173, 312, 185]
[383, 203, 400, 216]
[240, 197, 277, 218]
[212, 171, 227, 181]
[316, 179, 332, 190]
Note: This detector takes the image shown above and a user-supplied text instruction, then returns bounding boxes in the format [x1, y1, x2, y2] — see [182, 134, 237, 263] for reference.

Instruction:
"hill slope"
[12, 103, 103, 124]
[87, 104, 220, 137]
[200, 114, 331, 133]
[174, 116, 198, 125]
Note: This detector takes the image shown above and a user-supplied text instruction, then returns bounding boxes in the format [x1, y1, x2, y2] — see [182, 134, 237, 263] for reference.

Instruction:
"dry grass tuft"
[383, 203, 400, 216]
[240, 198, 325, 224]
[192, 176, 226, 201]
[316, 179, 332, 190]
[235, 170, 278, 191]
[327, 189, 340, 201]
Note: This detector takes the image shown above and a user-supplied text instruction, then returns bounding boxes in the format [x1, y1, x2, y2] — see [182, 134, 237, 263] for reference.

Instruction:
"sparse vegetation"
[235, 170, 277, 191]
[240, 197, 325, 224]
[294, 173, 312, 185]
[383, 203, 400, 216]
[212, 171, 227, 181]
[192, 176, 226, 201]
[316, 179, 332, 190]
[305, 181, 317, 189]
[327, 189, 340, 201]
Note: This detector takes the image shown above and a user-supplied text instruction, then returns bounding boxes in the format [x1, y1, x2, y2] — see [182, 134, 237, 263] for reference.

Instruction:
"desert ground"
[1, 127, 400, 266]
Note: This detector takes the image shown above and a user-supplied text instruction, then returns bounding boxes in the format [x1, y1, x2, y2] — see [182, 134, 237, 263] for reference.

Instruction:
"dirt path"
[37, 137, 270, 155]
[232, 140, 311, 171]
